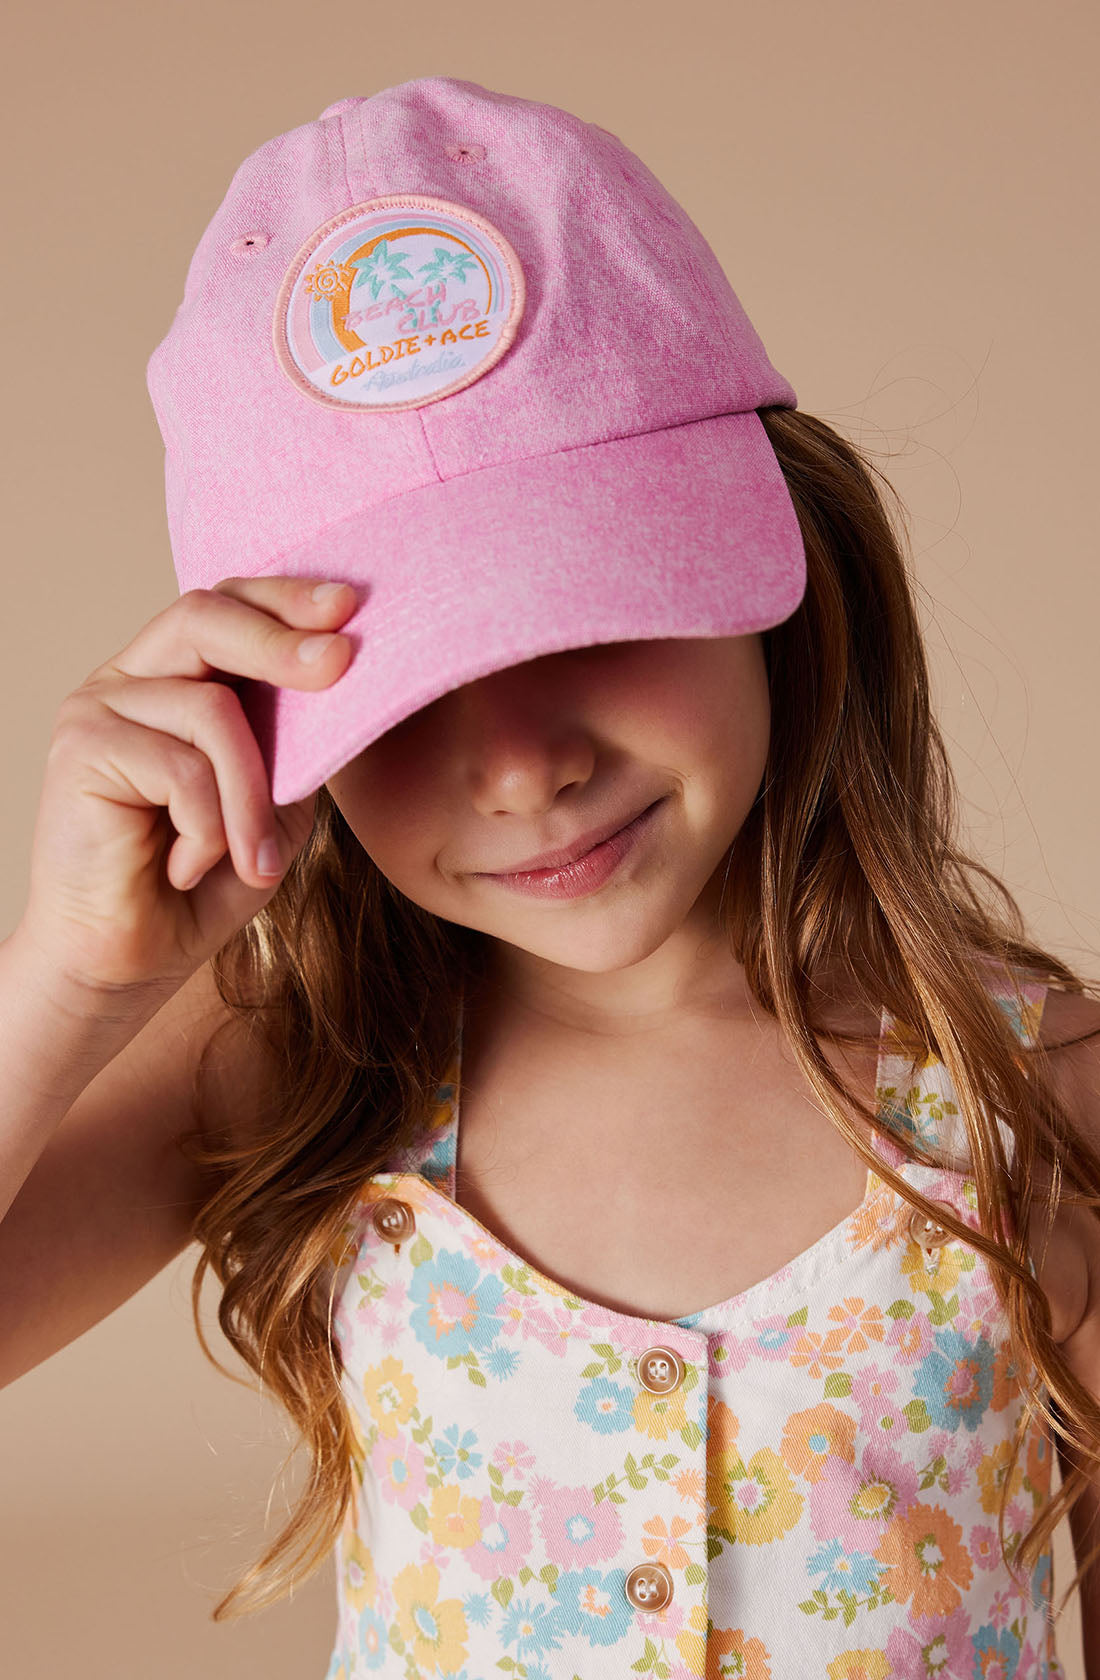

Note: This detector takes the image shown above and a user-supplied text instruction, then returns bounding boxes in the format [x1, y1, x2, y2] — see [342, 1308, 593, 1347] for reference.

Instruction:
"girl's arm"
[0, 934, 260, 1388]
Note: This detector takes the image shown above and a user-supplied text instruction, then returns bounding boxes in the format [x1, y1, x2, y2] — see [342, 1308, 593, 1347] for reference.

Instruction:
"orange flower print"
[977, 1440, 1025, 1514]
[788, 1331, 844, 1379]
[673, 1466, 706, 1508]
[991, 1345, 1023, 1411]
[707, 1396, 741, 1457]
[846, 1177, 912, 1252]
[826, 1654, 890, 1680]
[780, 1403, 856, 1484]
[705, 1626, 772, 1679]
[823, 1297, 886, 1356]
[642, 1514, 692, 1569]
[1026, 1426, 1054, 1498]
[874, 1501, 974, 1617]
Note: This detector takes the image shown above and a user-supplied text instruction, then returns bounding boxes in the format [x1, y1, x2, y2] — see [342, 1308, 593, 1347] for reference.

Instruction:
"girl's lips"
[479, 798, 666, 900]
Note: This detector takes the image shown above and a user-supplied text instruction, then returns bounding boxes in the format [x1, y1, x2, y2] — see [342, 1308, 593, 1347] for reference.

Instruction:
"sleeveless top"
[320, 965, 1064, 1678]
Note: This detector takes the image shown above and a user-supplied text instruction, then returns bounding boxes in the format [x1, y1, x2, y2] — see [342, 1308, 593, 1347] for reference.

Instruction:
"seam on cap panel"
[417, 411, 444, 482]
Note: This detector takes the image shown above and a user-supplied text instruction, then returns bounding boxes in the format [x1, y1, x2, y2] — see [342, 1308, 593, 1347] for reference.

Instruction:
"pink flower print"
[466, 1494, 533, 1581]
[505, 1299, 573, 1356]
[852, 1364, 900, 1422]
[989, 1587, 1014, 1630]
[970, 1522, 1000, 1571]
[888, 1310, 933, 1366]
[809, 1445, 917, 1548]
[354, 1297, 382, 1330]
[885, 1605, 971, 1677]
[379, 1315, 404, 1350]
[641, 1514, 693, 1570]
[382, 1279, 406, 1309]
[636, 1600, 686, 1643]
[710, 1336, 752, 1375]
[535, 1478, 624, 1568]
[788, 1331, 844, 1379]
[370, 1431, 428, 1511]
[749, 1313, 801, 1362]
[824, 1296, 886, 1356]
[493, 1440, 534, 1479]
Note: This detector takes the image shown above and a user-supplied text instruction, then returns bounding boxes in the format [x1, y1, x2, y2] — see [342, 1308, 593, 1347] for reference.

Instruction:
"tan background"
[1, 0, 1096, 1673]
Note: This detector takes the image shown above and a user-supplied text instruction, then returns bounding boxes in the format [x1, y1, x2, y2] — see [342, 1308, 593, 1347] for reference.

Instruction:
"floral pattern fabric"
[320, 964, 1064, 1678]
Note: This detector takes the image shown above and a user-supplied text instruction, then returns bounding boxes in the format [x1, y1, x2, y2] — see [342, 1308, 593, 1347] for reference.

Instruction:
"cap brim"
[234, 409, 805, 807]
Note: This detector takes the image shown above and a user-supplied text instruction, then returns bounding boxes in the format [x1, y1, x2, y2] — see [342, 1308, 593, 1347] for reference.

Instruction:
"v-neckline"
[414, 989, 897, 1329]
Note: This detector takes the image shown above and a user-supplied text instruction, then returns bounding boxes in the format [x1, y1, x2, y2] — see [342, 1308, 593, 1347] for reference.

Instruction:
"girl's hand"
[17, 577, 357, 1001]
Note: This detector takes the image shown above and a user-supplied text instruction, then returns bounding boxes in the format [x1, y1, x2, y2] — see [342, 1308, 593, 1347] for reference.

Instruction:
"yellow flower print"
[392, 1560, 468, 1674]
[361, 1355, 418, 1439]
[900, 1237, 964, 1298]
[342, 1532, 377, 1612]
[706, 1625, 773, 1678]
[634, 1385, 688, 1441]
[427, 1482, 482, 1548]
[780, 1403, 856, 1484]
[641, 1513, 692, 1569]
[675, 1602, 708, 1677]
[826, 1653, 890, 1680]
[977, 1440, 1024, 1514]
[709, 1445, 804, 1546]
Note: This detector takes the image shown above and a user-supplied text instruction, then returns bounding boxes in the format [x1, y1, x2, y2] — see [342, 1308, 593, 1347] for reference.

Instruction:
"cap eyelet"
[230, 232, 270, 256]
[444, 141, 485, 163]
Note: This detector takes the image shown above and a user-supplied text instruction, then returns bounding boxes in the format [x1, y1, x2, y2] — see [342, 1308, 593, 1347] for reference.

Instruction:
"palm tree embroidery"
[350, 240, 416, 301]
[417, 248, 480, 286]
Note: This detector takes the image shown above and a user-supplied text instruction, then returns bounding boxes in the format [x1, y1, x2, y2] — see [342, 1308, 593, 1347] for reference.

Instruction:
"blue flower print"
[356, 1602, 389, 1670]
[974, 1622, 1021, 1677]
[914, 1328, 995, 1433]
[499, 1595, 566, 1658]
[433, 1423, 483, 1479]
[408, 1248, 504, 1360]
[554, 1569, 635, 1646]
[807, 1537, 880, 1597]
[574, 1376, 635, 1434]
[463, 1591, 491, 1627]
[484, 1344, 520, 1381]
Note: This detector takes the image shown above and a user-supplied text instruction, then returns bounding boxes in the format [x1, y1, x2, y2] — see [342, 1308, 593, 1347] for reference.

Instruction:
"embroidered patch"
[272, 194, 525, 412]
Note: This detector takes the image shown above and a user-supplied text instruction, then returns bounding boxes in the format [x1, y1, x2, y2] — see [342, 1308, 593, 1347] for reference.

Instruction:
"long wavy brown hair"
[183, 404, 1100, 1623]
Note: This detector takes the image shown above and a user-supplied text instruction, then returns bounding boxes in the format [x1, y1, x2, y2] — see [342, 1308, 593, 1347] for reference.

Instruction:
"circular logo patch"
[272, 194, 525, 412]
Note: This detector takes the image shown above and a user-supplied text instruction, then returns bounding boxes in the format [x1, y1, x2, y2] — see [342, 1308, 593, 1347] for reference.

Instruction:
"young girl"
[2, 75, 1099, 1680]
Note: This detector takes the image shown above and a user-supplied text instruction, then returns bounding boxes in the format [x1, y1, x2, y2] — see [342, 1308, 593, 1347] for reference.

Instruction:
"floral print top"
[320, 964, 1064, 1679]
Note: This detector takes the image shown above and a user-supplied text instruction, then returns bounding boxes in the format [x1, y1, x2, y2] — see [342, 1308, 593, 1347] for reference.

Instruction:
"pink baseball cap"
[146, 77, 805, 807]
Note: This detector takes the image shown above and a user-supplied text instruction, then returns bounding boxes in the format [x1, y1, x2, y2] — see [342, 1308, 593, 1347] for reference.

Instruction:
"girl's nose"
[452, 663, 598, 818]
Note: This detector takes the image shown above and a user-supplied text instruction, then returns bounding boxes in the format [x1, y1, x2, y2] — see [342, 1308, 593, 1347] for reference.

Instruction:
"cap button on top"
[637, 1346, 686, 1395]
[625, 1561, 674, 1612]
[372, 1197, 416, 1249]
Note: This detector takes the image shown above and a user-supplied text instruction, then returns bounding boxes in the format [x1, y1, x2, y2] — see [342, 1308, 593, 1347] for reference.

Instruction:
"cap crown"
[146, 77, 796, 590]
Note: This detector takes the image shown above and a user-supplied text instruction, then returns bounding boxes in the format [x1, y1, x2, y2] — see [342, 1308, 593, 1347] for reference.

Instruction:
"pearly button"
[624, 1561, 674, 1612]
[637, 1346, 686, 1395]
[908, 1201, 957, 1273]
[371, 1197, 416, 1249]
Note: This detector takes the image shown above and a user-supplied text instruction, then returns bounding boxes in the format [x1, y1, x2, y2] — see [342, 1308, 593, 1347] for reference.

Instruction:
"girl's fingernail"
[257, 837, 282, 876]
[298, 633, 336, 664]
[311, 581, 346, 603]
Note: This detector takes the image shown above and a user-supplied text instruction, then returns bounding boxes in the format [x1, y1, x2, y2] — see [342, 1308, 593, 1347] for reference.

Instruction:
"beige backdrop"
[1, 1, 1096, 1674]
